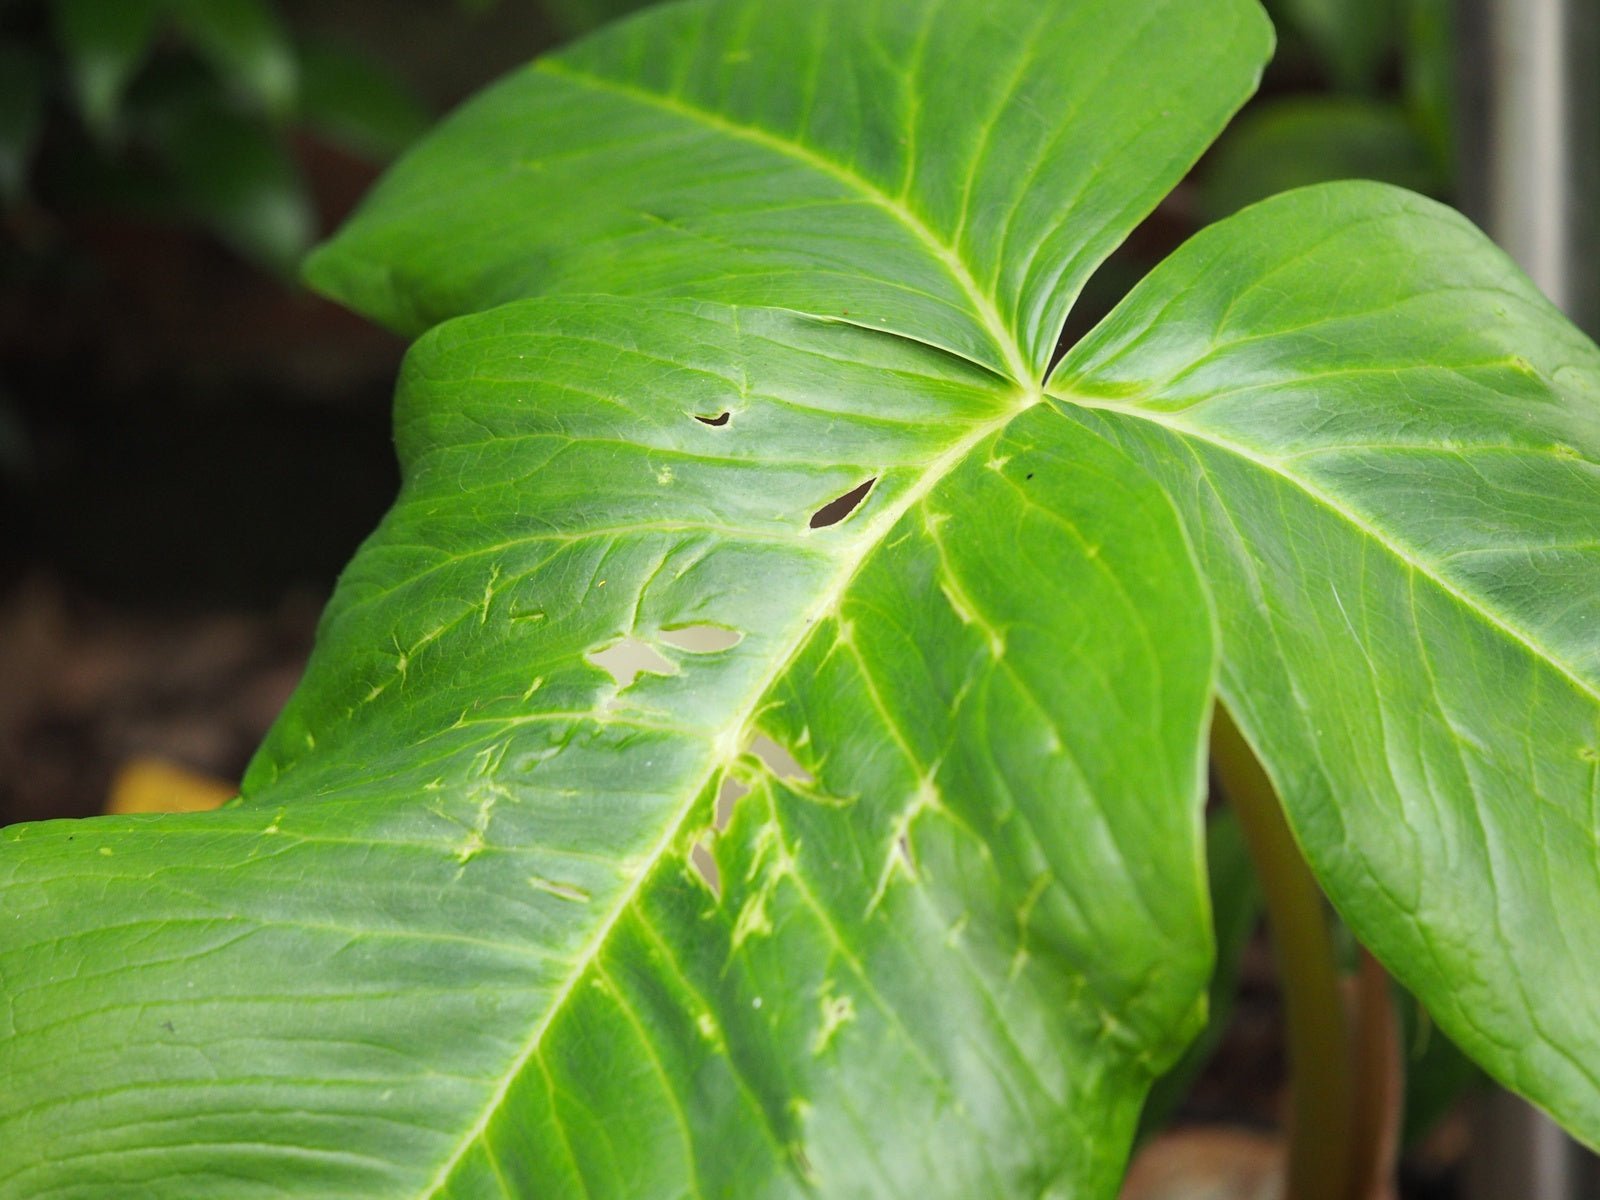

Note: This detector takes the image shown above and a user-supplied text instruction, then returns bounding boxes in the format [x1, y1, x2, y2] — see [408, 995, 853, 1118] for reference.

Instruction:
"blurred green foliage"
[466, 0, 657, 37]
[1204, 96, 1441, 220]
[537, 0, 657, 35]
[1, 0, 430, 273]
[1205, 0, 1454, 219]
[3, 0, 1462, 280]
[1274, 0, 1399, 91]
[0, 40, 45, 202]
[1398, 991, 1484, 1147]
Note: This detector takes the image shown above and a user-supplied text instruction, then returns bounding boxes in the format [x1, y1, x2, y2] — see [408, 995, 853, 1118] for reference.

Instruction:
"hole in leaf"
[588, 638, 676, 688]
[749, 733, 814, 785]
[695, 411, 731, 426]
[659, 624, 743, 653]
[690, 840, 721, 896]
[809, 478, 876, 529]
[716, 775, 750, 832]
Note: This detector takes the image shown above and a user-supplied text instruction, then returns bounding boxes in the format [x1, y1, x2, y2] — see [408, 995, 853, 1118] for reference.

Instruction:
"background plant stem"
[1212, 705, 1353, 1200]
[1349, 949, 1400, 1197]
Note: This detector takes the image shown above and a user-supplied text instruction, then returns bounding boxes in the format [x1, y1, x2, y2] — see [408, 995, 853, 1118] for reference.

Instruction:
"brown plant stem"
[1211, 705, 1353, 1200]
[1349, 949, 1401, 1199]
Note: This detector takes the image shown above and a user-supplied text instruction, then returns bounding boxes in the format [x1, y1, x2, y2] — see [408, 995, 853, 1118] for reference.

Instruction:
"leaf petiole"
[1213, 705, 1355, 1200]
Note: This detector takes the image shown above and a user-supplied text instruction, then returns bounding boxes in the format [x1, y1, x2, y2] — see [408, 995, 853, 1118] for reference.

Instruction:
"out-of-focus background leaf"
[537, 0, 655, 35]
[1269, 0, 1398, 92]
[1200, 96, 1441, 219]
[0, 41, 45, 201]
[167, 0, 298, 116]
[294, 37, 429, 161]
[49, 0, 160, 138]
[1207, 0, 1454, 220]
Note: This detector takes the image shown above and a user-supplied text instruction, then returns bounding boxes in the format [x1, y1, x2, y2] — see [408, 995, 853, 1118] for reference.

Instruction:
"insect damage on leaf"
[808, 477, 876, 528]
[8, 0, 1600, 1196]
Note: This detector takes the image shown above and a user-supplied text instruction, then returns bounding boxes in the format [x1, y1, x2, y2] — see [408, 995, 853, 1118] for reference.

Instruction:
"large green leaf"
[1052, 181, 1600, 1145]
[1, 1, 1270, 1194]
[2, 300, 1215, 1196]
[7, 0, 1600, 1194]
[303, 0, 1271, 380]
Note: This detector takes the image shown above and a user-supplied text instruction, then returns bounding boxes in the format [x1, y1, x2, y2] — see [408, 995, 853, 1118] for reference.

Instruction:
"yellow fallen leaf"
[107, 757, 235, 815]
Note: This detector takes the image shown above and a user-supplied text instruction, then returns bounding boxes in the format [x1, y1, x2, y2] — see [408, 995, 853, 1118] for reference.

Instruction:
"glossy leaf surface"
[304, 0, 1270, 379]
[2, 298, 1216, 1197]
[0, 0, 1267, 1194]
[6, 0, 1600, 1194]
[1053, 182, 1600, 1144]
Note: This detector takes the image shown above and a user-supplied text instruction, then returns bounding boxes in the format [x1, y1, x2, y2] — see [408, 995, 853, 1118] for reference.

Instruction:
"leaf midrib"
[533, 57, 1037, 387]
[1049, 387, 1600, 706]
[418, 385, 1042, 1197]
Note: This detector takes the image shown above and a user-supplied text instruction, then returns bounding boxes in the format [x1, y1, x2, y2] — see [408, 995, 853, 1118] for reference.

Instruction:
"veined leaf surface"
[304, 0, 1271, 379]
[4, 1, 1268, 1191]
[7, 0, 1600, 1194]
[1053, 182, 1600, 1144]
[2, 299, 1216, 1196]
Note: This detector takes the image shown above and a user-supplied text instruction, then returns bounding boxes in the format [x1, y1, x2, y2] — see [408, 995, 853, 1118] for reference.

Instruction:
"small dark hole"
[809, 477, 876, 529]
[695, 411, 731, 426]
[1025, 472, 1035, 480]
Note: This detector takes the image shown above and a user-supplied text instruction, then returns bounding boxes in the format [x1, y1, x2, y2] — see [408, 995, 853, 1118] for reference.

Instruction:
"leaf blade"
[1052, 180, 1600, 1145]
[303, 0, 1271, 379]
[3, 299, 1218, 1197]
